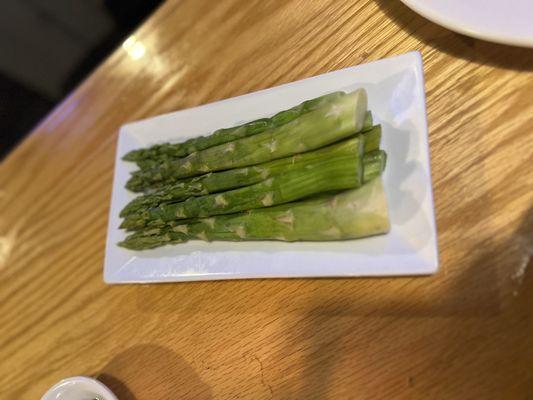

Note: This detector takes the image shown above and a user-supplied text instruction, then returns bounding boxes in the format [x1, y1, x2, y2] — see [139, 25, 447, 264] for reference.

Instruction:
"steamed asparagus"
[123, 92, 347, 163]
[363, 150, 387, 182]
[126, 89, 368, 190]
[120, 127, 382, 217]
[133, 111, 374, 171]
[120, 137, 364, 230]
[118, 177, 390, 250]
[126, 122, 378, 193]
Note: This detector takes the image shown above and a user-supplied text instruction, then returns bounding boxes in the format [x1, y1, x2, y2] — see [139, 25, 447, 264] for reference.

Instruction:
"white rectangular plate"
[104, 51, 438, 283]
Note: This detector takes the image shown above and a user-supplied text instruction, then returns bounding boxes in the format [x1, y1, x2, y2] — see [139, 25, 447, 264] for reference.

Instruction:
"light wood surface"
[1, 1, 532, 398]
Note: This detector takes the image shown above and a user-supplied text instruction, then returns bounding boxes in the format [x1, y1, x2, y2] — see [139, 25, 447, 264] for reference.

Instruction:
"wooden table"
[1, 1, 532, 398]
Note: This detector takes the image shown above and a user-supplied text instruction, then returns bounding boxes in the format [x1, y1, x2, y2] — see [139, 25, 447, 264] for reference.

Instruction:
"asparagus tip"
[122, 150, 139, 162]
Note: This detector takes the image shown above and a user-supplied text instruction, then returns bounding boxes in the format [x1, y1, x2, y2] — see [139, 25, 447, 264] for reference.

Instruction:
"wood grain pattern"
[1, 1, 532, 398]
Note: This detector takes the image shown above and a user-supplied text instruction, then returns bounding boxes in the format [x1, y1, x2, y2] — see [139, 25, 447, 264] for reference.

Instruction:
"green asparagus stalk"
[120, 127, 382, 217]
[129, 150, 386, 233]
[126, 89, 368, 190]
[120, 136, 365, 230]
[118, 177, 390, 250]
[123, 92, 348, 162]
[363, 124, 381, 153]
[363, 150, 387, 182]
[126, 123, 379, 193]
[133, 111, 373, 171]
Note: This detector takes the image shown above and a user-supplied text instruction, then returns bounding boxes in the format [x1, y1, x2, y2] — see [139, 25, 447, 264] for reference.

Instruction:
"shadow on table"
[274, 209, 532, 397]
[477, 205, 533, 300]
[374, 0, 533, 71]
[97, 344, 212, 400]
[274, 208, 533, 399]
[276, 266, 532, 398]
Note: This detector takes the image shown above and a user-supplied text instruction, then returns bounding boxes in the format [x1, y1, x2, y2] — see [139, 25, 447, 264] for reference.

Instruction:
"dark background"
[0, 0, 162, 160]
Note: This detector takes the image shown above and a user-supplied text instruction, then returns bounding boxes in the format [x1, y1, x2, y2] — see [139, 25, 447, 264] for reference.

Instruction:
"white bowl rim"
[41, 376, 118, 400]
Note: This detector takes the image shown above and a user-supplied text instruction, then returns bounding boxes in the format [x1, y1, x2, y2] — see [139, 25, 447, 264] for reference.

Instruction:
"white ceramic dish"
[41, 376, 118, 400]
[104, 51, 438, 284]
[401, 0, 533, 48]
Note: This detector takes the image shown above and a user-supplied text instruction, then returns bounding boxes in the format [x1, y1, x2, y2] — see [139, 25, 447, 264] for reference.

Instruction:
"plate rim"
[104, 51, 439, 284]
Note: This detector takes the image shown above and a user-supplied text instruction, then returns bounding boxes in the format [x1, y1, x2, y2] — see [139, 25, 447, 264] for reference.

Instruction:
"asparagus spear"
[123, 91, 347, 162]
[363, 150, 387, 182]
[133, 111, 373, 171]
[126, 122, 379, 193]
[139, 148, 383, 235]
[118, 177, 390, 250]
[120, 127, 382, 217]
[126, 89, 368, 190]
[120, 137, 365, 230]
[129, 150, 386, 233]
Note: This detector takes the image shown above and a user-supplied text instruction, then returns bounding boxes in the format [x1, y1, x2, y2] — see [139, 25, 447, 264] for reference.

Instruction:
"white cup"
[41, 376, 118, 400]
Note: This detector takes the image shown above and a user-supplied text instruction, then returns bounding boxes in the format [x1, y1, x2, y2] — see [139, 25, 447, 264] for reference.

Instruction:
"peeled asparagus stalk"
[120, 127, 382, 217]
[118, 177, 390, 250]
[126, 89, 368, 190]
[123, 91, 347, 163]
[120, 136, 365, 230]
